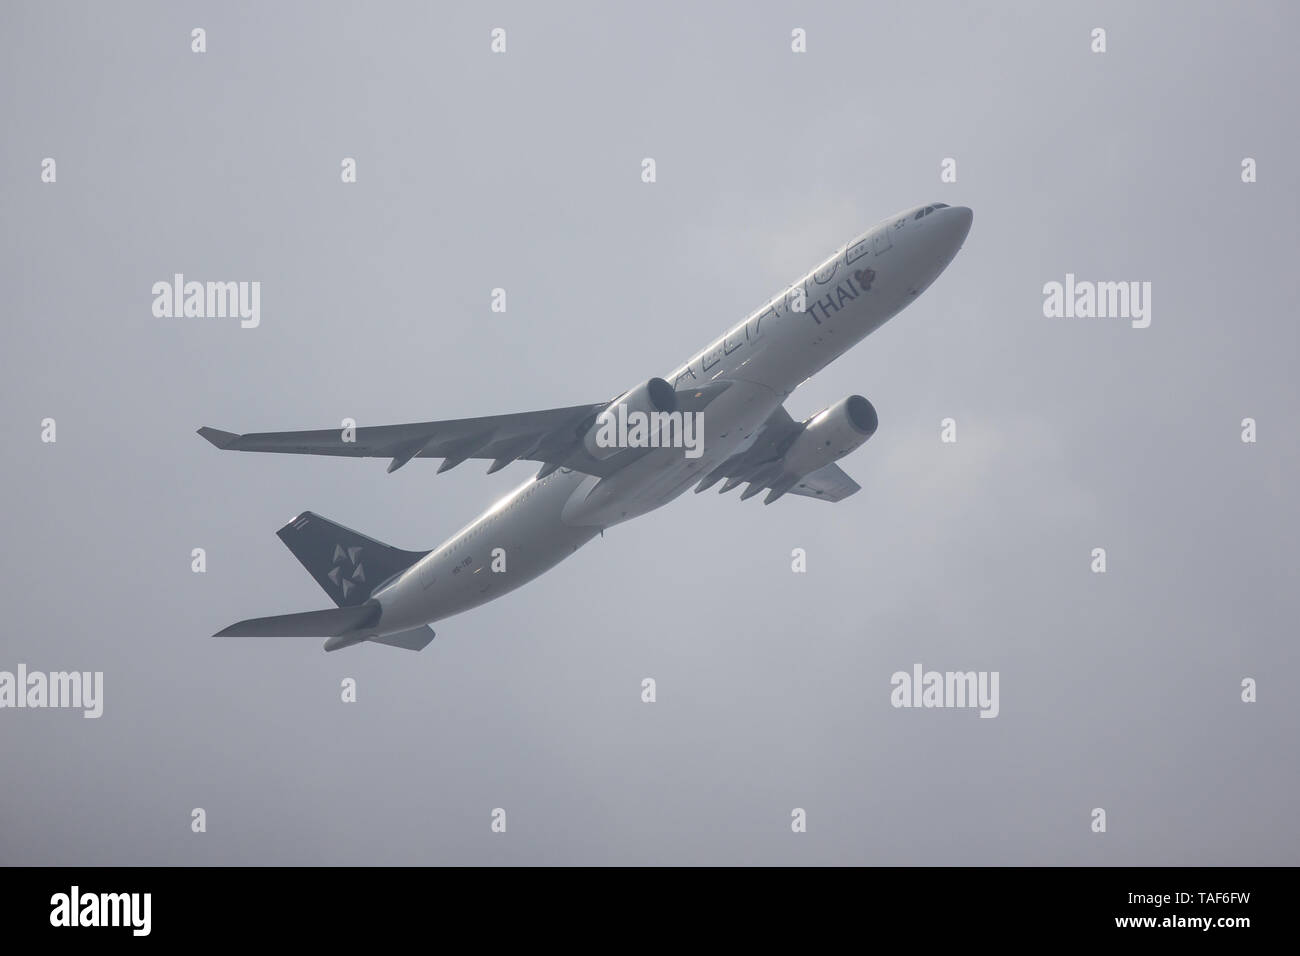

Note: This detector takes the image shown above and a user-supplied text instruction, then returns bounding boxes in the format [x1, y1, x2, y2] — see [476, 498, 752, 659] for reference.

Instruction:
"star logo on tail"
[327, 544, 365, 598]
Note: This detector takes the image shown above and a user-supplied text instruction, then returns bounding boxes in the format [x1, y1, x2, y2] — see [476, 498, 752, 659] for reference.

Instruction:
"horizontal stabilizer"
[370, 626, 435, 651]
[215, 603, 380, 638]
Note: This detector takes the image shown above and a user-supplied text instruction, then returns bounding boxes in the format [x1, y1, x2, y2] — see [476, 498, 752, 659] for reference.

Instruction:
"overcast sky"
[2, 0, 1297, 865]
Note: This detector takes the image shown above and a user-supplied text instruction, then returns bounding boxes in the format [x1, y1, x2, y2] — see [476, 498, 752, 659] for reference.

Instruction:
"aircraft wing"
[695, 405, 862, 504]
[783, 462, 861, 502]
[198, 383, 731, 479]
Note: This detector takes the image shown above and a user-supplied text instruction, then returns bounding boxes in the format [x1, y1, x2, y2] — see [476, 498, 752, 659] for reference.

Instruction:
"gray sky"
[2, 0, 1297, 865]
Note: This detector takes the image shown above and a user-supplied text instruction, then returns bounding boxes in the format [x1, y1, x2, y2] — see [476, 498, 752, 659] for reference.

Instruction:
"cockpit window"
[932, 202, 949, 209]
[914, 209, 926, 220]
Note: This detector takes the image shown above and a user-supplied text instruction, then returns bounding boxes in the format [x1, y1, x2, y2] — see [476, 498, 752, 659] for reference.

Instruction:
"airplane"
[199, 202, 973, 651]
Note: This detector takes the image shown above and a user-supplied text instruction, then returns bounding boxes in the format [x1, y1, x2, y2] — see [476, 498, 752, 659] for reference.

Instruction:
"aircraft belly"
[378, 471, 597, 629]
[561, 380, 782, 527]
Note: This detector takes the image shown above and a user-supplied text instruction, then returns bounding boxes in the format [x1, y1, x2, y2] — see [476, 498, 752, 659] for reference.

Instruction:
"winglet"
[197, 426, 240, 449]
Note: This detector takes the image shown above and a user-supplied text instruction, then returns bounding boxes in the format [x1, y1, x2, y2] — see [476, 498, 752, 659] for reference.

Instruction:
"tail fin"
[276, 511, 428, 607]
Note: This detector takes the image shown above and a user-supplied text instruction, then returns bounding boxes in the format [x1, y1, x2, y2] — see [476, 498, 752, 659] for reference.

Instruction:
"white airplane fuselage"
[369, 203, 972, 635]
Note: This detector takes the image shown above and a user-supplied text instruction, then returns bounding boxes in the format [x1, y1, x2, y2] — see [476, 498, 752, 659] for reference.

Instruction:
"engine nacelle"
[781, 395, 878, 476]
[582, 377, 679, 460]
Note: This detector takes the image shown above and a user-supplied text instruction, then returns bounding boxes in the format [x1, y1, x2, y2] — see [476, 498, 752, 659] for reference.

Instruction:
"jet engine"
[582, 377, 679, 460]
[780, 395, 878, 476]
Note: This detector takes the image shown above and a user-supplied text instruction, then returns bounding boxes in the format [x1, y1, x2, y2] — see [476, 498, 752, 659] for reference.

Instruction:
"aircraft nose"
[924, 205, 972, 269]
[902, 205, 972, 298]
[940, 205, 973, 246]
